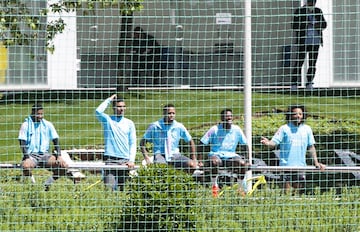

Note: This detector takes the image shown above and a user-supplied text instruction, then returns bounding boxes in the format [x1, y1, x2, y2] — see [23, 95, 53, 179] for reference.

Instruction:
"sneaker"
[44, 176, 55, 191]
[306, 83, 313, 90]
[30, 175, 36, 184]
[212, 184, 220, 198]
[290, 85, 298, 91]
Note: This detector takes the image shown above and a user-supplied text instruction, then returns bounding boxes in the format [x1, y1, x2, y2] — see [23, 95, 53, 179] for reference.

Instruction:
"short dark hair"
[307, 0, 316, 4]
[112, 97, 125, 107]
[285, 105, 306, 123]
[163, 104, 175, 114]
[31, 103, 43, 115]
[220, 108, 232, 119]
[134, 27, 144, 33]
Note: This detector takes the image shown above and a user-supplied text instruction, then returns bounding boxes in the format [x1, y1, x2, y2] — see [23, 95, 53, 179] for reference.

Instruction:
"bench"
[334, 149, 360, 180]
[1, 149, 359, 183]
[252, 156, 281, 181]
[0, 150, 139, 183]
[61, 149, 141, 182]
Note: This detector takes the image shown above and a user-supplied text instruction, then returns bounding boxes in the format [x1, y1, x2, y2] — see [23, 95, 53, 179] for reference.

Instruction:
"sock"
[211, 177, 217, 186]
[237, 178, 245, 192]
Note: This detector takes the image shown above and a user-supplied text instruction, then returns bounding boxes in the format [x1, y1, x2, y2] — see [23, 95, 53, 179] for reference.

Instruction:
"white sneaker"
[30, 175, 36, 183]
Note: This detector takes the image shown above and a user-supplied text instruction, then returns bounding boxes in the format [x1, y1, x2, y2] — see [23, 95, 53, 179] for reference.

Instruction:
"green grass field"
[1, 90, 359, 163]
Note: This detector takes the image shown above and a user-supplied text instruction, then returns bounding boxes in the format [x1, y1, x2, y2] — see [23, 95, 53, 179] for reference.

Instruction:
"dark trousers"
[291, 44, 320, 86]
[207, 156, 248, 176]
[103, 157, 129, 191]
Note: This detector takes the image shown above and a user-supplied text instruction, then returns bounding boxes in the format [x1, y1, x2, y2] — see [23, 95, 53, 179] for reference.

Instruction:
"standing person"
[260, 105, 325, 194]
[18, 103, 68, 190]
[198, 109, 249, 197]
[140, 104, 201, 173]
[131, 26, 161, 86]
[96, 94, 137, 190]
[291, 0, 327, 90]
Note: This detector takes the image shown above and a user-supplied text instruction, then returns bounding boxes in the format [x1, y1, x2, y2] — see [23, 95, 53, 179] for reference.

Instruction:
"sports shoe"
[290, 85, 298, 91]
[212, 184, 220, 198]
[306, 83, 313, 90]
[44, 176, 55, 191]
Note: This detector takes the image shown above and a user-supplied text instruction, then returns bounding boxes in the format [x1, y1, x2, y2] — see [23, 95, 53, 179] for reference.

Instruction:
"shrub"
[122, 164, 201, 231]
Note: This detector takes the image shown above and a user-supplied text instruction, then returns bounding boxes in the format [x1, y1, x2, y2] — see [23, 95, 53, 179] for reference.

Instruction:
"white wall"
[314, 0, 333, 88]
[47, 0, 77, 90]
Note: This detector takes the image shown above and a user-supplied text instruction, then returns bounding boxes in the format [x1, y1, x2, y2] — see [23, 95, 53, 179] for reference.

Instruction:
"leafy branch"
[0, 0, 143, 52]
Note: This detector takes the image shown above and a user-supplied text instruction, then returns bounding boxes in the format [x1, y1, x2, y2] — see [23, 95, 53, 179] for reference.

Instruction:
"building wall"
[333, 0, 360, 86]
[77, 0, 297, 88]
[3, 1, 360, 89]
[76, 0, 334, 88]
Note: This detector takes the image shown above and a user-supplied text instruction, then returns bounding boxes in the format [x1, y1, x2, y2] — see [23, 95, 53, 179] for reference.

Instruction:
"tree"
[0, 0, 143, 53]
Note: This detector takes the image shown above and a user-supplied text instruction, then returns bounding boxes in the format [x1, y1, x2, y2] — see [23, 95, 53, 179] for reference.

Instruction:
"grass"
[0, 90, 359, 163]
[0, 168, 359, 231]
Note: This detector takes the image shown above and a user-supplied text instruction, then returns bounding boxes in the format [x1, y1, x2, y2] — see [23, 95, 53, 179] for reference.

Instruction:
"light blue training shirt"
[142, 118, 192, 161]
[18, 116, 59, 154]
[96, 98, 137, 162]
[200, 124, 247, 159]
[271, 123, 315, 166]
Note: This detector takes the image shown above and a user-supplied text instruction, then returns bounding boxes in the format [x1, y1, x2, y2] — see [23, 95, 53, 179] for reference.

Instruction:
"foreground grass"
[0, 169, 359, 231]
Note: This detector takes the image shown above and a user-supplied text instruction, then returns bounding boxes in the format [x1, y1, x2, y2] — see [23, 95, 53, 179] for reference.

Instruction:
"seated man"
[140, 104, 202, 174]
[198, 109, 249, 196]
[18, 103, 68, 190]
